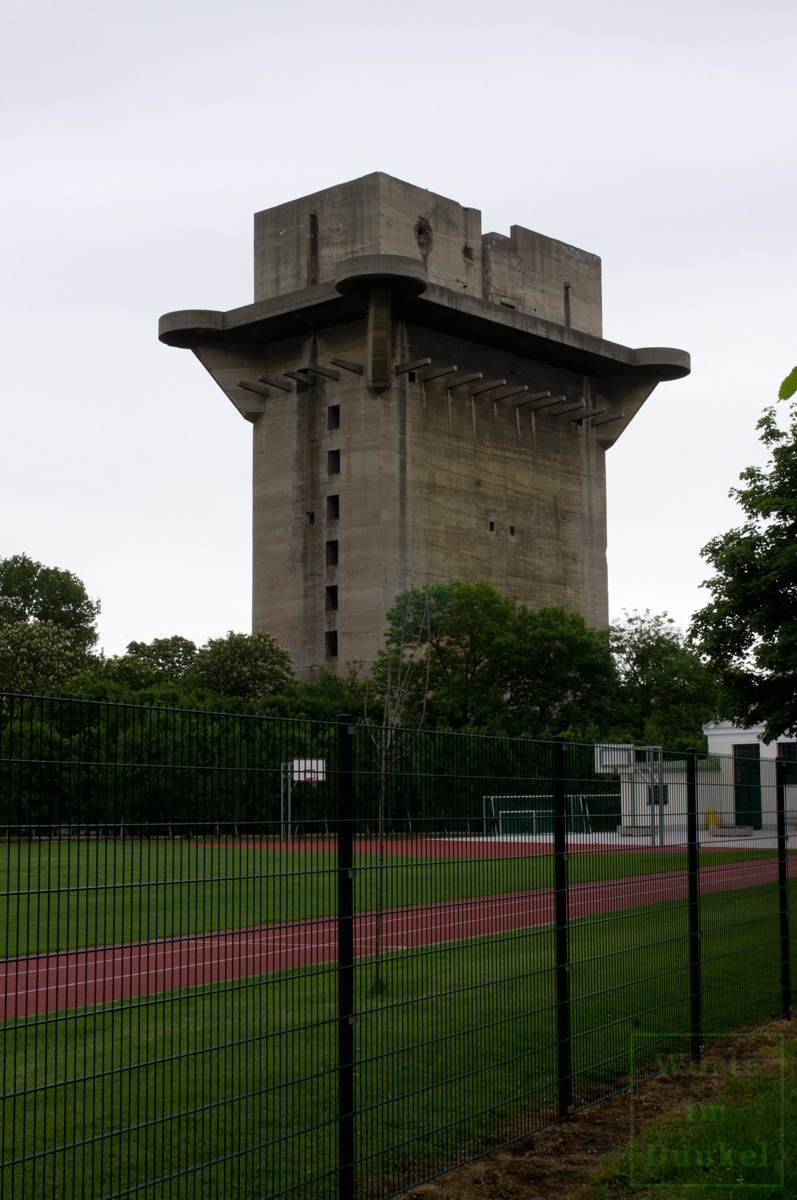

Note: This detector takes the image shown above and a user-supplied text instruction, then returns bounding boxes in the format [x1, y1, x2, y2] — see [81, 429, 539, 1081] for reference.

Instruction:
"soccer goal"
[482, 793, 621, 836]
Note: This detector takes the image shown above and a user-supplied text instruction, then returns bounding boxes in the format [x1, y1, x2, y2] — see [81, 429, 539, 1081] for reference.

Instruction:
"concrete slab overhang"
[159, 254, 690, 384]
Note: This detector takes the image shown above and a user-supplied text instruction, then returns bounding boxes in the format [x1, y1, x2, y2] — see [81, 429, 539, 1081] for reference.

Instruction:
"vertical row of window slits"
[326, 405, 340, 658]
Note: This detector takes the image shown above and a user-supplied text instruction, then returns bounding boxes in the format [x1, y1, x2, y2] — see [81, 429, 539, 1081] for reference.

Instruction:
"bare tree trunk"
[374, 726, 388, 991]
[369, 580, 431, 993]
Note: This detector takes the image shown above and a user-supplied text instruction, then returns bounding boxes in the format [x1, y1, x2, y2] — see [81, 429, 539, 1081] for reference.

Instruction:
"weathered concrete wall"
[482, 226, 602, 336]
[254, 172, 600, 330]
[198, 320, 609, 678]
[254, 173, 483, 303]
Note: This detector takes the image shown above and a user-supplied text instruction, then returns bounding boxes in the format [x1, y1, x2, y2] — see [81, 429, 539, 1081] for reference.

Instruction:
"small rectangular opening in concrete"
[327, 494, 339, 520]
[326, 585, 338, 611]
[327, 405, 340, 431]
[307, 512, 315, 527]
[325, 631, 338, 657]
[489, 521, 495, 532]
[327, 449, 340, 475]
[326, 540, 339, 566]
[510, 525, 515, 536]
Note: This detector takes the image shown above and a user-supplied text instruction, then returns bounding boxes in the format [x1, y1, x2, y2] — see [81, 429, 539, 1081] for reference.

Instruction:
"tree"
[366, 584, 431, 992]
[379, 581, 515, 731]
[126, 636, 197, 681]
[610, 611, 716, 750]
[691, 386, 797, 741]
[0, 621, 83, 694]
[183, 631, 294, 700]
[0, 554, 100, 653]
[72, 651, 169, 695]
[506, 605, 618, 738]
[377, 582, 617, 738]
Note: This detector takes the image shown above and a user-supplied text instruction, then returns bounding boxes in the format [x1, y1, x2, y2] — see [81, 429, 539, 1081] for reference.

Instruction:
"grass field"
[0, 841, 785, 956]
[584, 1028, 795, 1198]
[2, 871, 794, 1200]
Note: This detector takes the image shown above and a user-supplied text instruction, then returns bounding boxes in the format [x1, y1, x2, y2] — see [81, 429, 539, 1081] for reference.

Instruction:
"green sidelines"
[581, 1033, 794, 1196]
[0, 843, 786, 955]
[2, 881, 793, 1199]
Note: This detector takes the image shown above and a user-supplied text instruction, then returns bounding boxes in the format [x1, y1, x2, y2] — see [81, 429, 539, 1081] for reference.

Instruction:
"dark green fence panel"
[0, 694, 792, 1199]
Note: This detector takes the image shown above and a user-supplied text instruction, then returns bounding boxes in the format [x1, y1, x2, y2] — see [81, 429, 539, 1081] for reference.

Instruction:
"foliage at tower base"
[610, 611, 716, 751]
[376, 582, 620, 740]
[691, 376, 797, 742]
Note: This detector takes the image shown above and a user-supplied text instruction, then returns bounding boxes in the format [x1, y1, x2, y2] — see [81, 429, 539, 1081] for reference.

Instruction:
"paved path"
[2, 855, 793, 1019]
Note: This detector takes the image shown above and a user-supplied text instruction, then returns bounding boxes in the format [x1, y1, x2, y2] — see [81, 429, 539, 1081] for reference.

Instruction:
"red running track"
[2, 855, 794, 1020]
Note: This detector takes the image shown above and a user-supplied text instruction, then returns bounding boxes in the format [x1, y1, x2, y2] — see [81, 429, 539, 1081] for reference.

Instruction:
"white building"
[702, 721, 797, 833]
[606, 725, 797, 840]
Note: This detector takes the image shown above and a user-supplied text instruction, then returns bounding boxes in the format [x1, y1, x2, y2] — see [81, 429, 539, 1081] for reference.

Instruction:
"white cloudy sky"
[2, 0, 795, 656]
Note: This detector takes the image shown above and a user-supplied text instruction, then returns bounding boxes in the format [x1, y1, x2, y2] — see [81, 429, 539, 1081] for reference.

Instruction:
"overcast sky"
[3, 0, 795, 657]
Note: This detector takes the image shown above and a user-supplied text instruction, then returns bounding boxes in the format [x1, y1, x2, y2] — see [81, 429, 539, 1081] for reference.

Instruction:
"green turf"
[2, 879, 793, 1199]
[0, 842, 784, 956]
[584, 1032, 794, 1198]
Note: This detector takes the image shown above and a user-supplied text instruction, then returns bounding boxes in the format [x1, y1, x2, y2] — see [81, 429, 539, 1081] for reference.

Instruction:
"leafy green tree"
[506, 605, 618, 737]
[0, 620, 83, 693]
[286, 664, 366, 721]
[691, 390, 797, 741]
[183, 630, 295, 700]
[376, 582, 617, 737]
[610, 610, 716, 749]
[72, 652, 167, 695]
[378, 581, 514, 730]
[0, 554, 100, 652]
[126, 636, 197, 681]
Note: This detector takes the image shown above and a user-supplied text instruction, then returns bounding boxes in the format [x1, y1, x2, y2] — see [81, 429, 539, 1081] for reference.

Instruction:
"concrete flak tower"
[159, 173, 689, 679]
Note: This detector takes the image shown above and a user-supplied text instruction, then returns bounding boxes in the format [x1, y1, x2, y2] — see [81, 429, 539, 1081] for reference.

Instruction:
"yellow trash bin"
[707, 809, 717, 827]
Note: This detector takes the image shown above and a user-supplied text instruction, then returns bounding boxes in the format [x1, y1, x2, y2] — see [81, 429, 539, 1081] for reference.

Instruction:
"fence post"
[775, 757, 792, 1019]
[685, 748, 702, 1061]
[553, 736, 571, 1119]
[337, 714, 356, 1198]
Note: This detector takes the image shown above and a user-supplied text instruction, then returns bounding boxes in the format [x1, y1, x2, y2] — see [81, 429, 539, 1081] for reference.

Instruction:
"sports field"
[1, 843, 794, 1019]
[0, 838, 784, 957]
[2, 864, 793, 1200]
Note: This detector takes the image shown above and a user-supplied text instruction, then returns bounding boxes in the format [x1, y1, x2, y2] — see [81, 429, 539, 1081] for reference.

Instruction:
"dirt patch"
[394, 1021, 793, 1200]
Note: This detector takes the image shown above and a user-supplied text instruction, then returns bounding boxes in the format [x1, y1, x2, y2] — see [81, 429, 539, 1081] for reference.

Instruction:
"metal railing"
[0, 693, 793, 1198]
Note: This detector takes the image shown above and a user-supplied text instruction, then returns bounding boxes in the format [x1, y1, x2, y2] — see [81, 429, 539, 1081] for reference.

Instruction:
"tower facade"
[160, 173, 689, 679]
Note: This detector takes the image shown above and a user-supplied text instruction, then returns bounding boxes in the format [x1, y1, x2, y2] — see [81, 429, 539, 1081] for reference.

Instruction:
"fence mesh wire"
[0, 694, 793, 1198]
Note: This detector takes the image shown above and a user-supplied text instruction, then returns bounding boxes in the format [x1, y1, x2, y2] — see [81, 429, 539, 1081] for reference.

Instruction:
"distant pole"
[685, 749, 702, 1061]
[553, 736, 571, 1119]
[337, 715, 356, 1198]
[775, 757, 792, 1019]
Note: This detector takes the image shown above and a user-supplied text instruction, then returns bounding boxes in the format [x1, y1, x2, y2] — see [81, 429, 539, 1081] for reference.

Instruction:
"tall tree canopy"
[378, 582, 617, 737]
[126, 636, 197, 681]
[610, 610, 716, 750]
[182, 631, 295, 700]
[691, 387, 797, 740]
[0, 554, 100, 653]
[0, 621, 82, 694]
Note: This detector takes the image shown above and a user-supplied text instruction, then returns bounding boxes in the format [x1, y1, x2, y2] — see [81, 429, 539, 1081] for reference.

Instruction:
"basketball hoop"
[292, 759, 326, 784]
